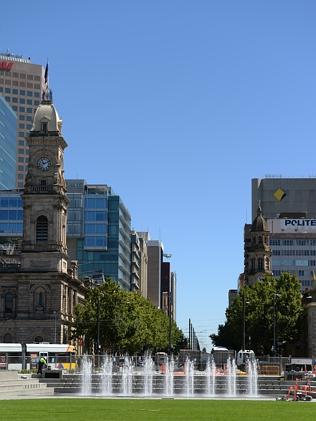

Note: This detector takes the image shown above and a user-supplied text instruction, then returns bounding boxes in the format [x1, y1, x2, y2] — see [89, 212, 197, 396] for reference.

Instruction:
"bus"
[0, 343, 76, 371]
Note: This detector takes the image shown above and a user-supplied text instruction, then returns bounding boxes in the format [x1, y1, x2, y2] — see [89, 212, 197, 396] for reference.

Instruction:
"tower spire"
[42, 61, 52, 102]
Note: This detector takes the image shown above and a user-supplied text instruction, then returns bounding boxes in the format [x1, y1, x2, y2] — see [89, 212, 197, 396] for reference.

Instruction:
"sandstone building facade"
[0, 92, 85, 343]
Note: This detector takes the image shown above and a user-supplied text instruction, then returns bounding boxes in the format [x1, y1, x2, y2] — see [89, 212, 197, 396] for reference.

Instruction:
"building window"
[4, 293, 14, 313]
[36, 215, 48, 241]
[41, 122, 48, 132]
[258, 258, 263, 271]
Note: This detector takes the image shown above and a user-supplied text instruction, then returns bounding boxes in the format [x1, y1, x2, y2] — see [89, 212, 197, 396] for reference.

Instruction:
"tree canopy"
[73, 279, 185, 354]
[210, 273, 305, 355]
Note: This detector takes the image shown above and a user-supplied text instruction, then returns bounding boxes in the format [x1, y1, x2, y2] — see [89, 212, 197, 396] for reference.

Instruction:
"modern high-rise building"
[137, 232, 150, 298]
[130, 231, 149, 297]
[147, 240, 163, 308]
[250, 178, 316, 290]
[161, 262, 176, 321]
[0, 52, 43, 188]
[252, 178, 316, 220]
[0, 97, 16, 189]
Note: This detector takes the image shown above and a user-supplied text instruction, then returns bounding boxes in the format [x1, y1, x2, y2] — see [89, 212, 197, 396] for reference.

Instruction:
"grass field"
[0, 399, 315, 421]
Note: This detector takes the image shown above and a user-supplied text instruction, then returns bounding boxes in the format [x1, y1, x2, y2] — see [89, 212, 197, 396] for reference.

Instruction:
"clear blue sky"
[2, 0, 316, 350]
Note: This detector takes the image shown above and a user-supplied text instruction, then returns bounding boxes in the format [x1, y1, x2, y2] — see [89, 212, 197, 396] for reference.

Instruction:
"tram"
[0, 343, 76, 370]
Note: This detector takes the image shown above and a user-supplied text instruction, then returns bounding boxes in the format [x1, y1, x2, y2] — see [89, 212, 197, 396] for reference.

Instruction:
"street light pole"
[168, 273, 174, 355]
[242, 292, 250, 351]
[242, 293, 246, 351]
[96, 296, 100, 366]
[273, 293, 280, 356]
[53, 311, 57, 343]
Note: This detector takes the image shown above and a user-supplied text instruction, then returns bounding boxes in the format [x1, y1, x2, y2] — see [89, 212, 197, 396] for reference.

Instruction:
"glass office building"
[65, 180, 131, 290]
[0, 97, 16, 189]
[0, 181, 132, 290]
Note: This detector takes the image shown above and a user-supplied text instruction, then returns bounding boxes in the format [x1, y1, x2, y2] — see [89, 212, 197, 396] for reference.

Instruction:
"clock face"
[37, 157, 51, 171]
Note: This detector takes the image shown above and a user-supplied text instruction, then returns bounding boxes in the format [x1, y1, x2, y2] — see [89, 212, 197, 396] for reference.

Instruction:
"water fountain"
[79, 354, 258, 398]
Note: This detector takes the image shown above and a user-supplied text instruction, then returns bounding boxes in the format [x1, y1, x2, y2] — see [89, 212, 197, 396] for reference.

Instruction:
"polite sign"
[268, 219, 316, 233]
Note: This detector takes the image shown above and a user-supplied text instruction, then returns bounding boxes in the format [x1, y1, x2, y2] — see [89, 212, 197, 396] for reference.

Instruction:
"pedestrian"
[37, 355, 47, 375]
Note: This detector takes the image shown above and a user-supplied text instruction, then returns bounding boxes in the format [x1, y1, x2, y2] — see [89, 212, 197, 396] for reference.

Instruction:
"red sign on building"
[0, 61, 14, 71]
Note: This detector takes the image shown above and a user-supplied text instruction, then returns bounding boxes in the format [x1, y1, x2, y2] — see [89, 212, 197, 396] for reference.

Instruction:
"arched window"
[34, 288, 46, 311]
[4, 293, 13, 313]
[36, 215, 48, 242]
[3, 333, 12, 343]
[258, 258, 264, 271]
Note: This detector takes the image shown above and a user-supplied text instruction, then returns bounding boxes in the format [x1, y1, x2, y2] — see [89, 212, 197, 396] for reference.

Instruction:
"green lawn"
[0, 399, 315, 421]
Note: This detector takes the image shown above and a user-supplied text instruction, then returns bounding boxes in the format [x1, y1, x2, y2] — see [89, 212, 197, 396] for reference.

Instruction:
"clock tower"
[21, 98, 68, 273]
[0, 86, 85, 344]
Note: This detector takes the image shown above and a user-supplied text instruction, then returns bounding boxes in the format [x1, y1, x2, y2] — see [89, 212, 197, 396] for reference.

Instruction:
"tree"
[73, 279, 184, 354]
[210, 273, 304, 355]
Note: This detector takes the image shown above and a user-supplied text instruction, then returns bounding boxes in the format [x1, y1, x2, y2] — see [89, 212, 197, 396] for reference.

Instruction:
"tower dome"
[31, 101, 62, 134]
[251, 204, 268, 232]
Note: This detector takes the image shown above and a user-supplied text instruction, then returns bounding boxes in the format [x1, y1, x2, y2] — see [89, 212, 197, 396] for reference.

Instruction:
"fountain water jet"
[101, 354, 113, 395]
[205, 356, 216, 396]
[247, 358, 258, 396]
[143, 354, 154, 396]
[121, 356, 133, 395]
[81, 355, 92, 395]
[164, 355, 174, 396]
[226, 357, 237, 397]
[184, 357, 194, 396]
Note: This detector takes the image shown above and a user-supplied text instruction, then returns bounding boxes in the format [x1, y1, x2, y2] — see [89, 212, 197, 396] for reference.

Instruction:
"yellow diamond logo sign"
[273, 188, 286, 201]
